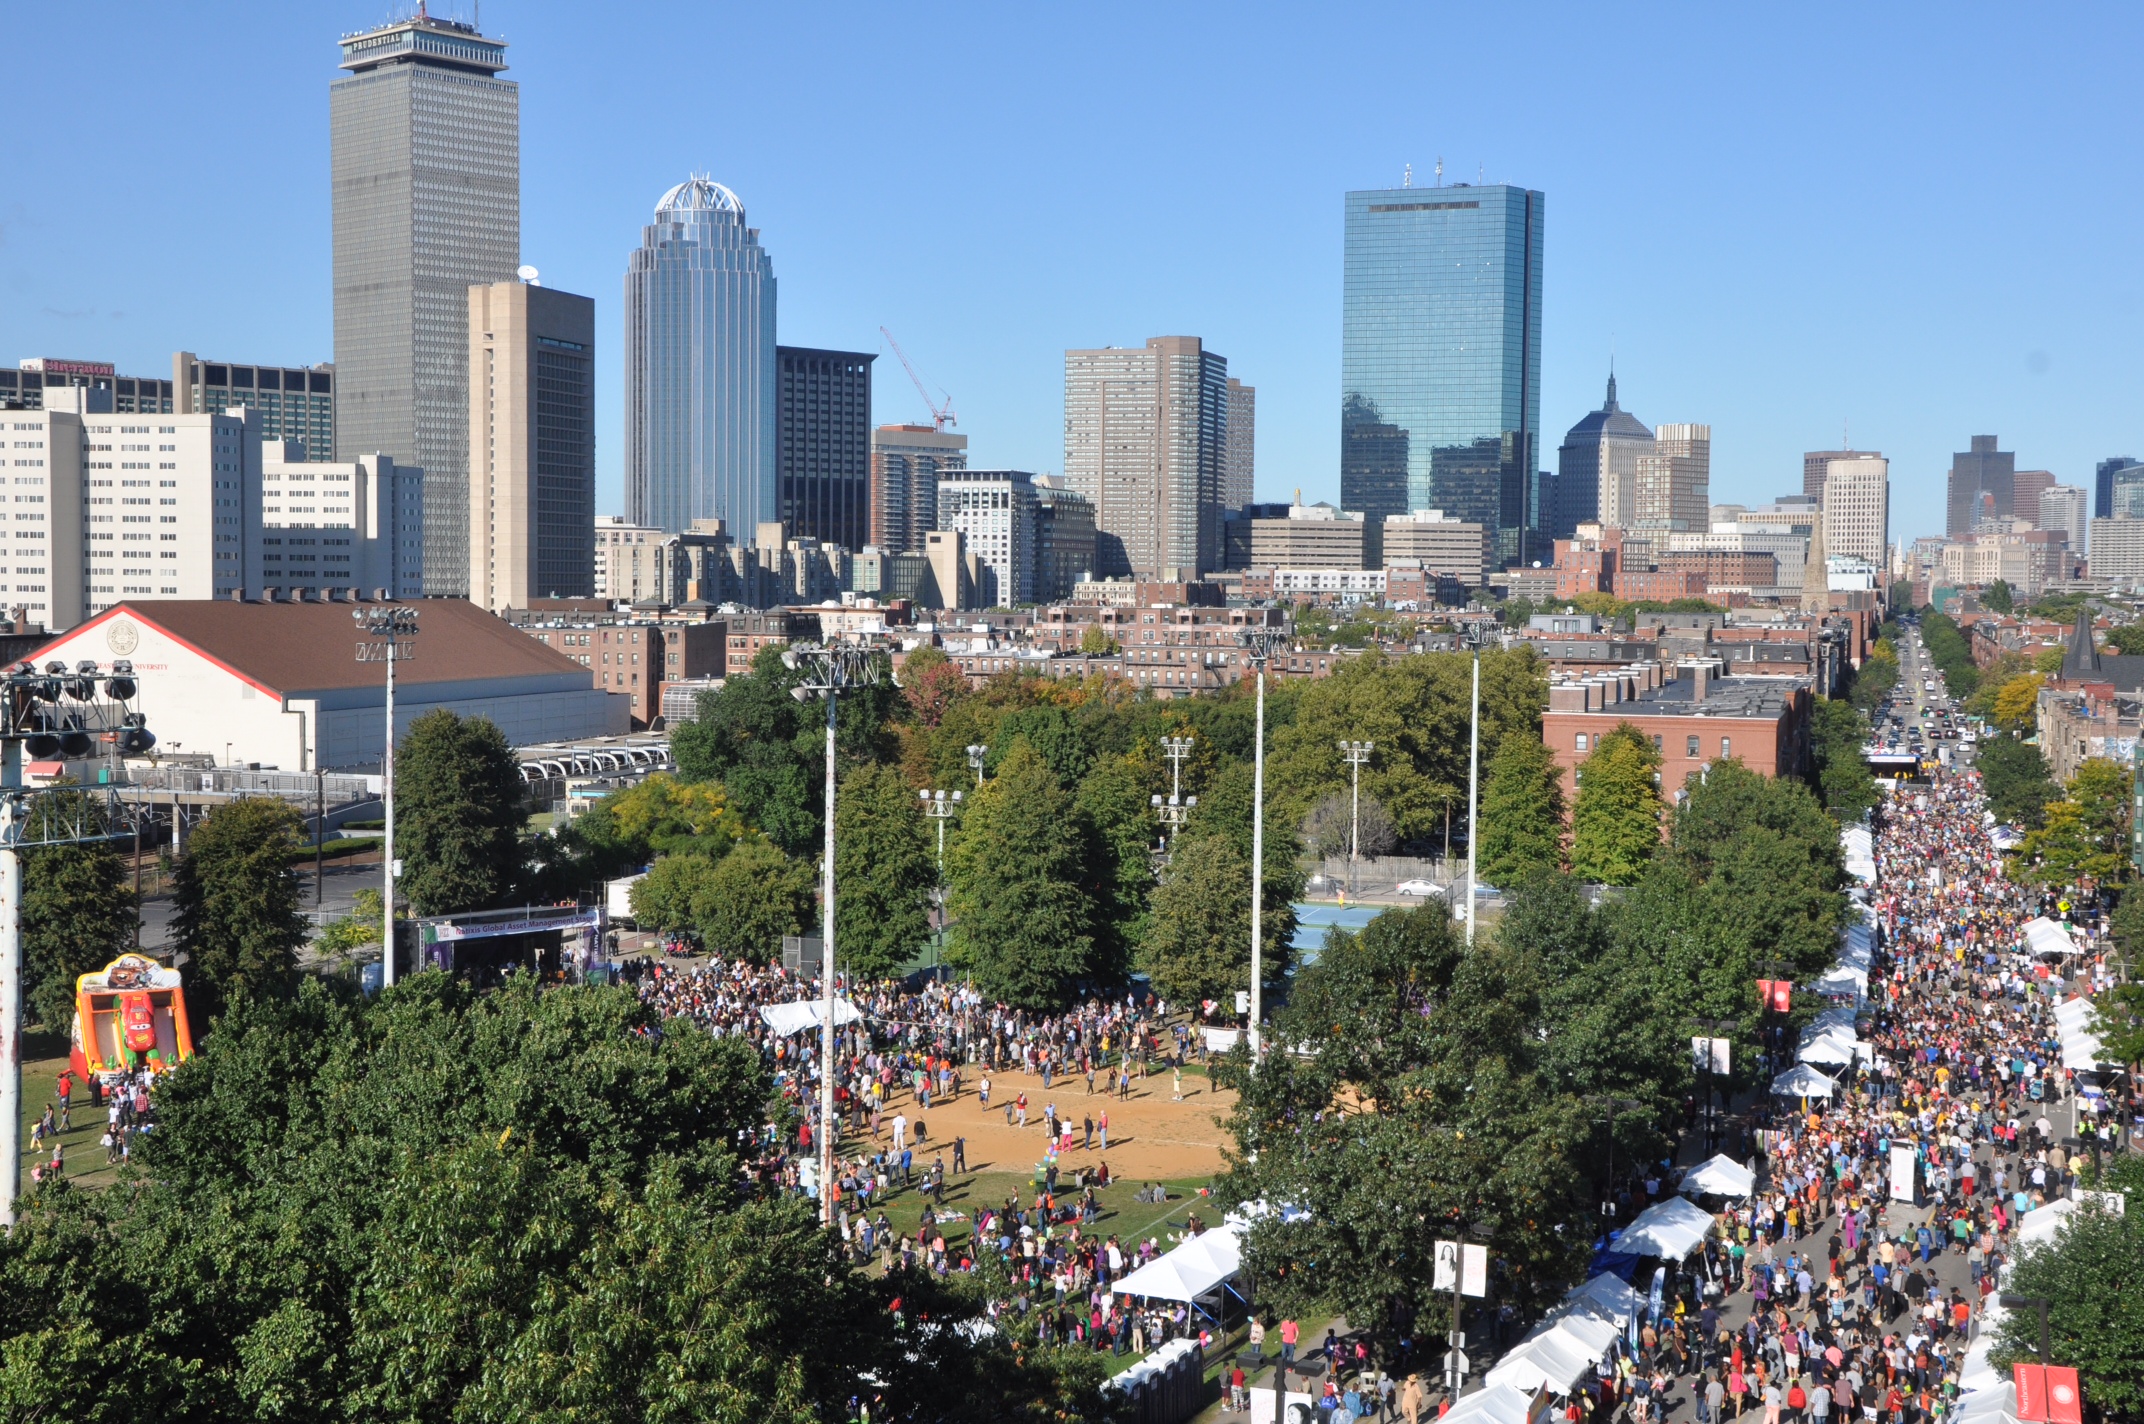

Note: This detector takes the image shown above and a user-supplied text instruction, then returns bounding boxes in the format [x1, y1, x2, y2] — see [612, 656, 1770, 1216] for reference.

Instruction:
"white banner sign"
[1889, 1145, 1917, 1202]
[1434, 1240, 1489, 1296]
[1691, 1036, 1731, 1073]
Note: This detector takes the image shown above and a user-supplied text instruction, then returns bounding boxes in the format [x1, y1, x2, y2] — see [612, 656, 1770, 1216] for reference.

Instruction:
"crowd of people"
[1547, 768, 2124, 1424]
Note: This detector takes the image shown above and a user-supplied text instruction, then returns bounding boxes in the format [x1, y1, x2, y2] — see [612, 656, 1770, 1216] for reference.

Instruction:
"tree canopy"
[1476, 730, 1567, 885]
[170, 796, 309, 1020]
[1569, 724, 1662, 886]
[394, 709, 530, 915]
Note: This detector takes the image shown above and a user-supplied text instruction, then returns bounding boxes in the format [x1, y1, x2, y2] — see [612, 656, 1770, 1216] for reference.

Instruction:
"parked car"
[1396, 879, 1446, 897]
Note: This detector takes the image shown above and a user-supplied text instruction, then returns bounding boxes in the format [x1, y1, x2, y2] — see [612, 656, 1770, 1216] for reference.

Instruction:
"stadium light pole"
[1, 657, 152, 1229]
[1462, 622, 1488, 948]
[355, 606, 418, 985]
[1240, 627, 1288, 1057]
[1339, 740, 1374, 899]
[786, 641, 891, 1226]
[966, 742, 988, 787]
[918, 787, 962, 977]
[1153, 734, 1197, 858]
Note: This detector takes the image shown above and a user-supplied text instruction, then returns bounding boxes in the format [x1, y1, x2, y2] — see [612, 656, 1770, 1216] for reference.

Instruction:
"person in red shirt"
[1228, 1364, 1246, 1413]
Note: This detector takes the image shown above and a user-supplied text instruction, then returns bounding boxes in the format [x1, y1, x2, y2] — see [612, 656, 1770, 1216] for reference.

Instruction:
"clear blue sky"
[5, 2, 2141, 545]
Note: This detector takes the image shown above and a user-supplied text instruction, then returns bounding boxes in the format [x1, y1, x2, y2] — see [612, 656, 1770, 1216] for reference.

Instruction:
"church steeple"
[1604, 370, 1620, 413]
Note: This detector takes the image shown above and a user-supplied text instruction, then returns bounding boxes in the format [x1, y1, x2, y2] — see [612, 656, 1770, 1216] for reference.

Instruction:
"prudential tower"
[623, 178, 777, 535]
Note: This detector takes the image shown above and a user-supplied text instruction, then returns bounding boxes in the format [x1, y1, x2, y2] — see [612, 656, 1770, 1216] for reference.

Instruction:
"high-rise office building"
[2095, 456, 2136, 520]
[775, 346, 873, 552]
[2039, 484, 2087, 554]
[2009, 469, 2055, 525]
[1031, 476, 1097, 601]
[1633, 423, 1711, 533]
[1063, 336, 1228, 578]
[468, 279, 596, 612]
[593, 515, 665, 602]
[1340, 393, 1411, 532]
[623, 178, 777, 537]
[174, 354, 334, 456]
[331, 11, 519, 597]
[1945, 435, 2015, 536]
[0, 358, 173, 414]
[935, 469, 1037, 606]
[1223, 378, 1256, 511]
[869, 424, 966, 553]
[2112, 466, 2144, 520]
[1341, 183, 1544, 565]
[1820, 455, 1889, 566]
[1801, 449, 1855, 504]
[1555, 373, 1653, 535]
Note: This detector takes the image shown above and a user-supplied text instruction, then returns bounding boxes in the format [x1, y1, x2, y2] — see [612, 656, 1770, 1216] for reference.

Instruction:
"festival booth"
[2015, 1191, 2125, 1252]
[2052, 997, 2111, 1075]
[1954, 1383, 2021, 1424]
[1957, 1296, 2013, 1397]
[759, 999, 863, 1035]
[1795, 1025, 1867, 1069]
[1439, 1381, 1552, 1424]
[1485, 1306, 1623, 1395]
[1679, 1154, 1758, 1198]
[1770, 1064, 1839, 1100]
[1612, 1196, 1715, 1261]
[70, 953, 195, 1083]
[2021, 917, 2077, 960]
[1840, 825, 1877, 885]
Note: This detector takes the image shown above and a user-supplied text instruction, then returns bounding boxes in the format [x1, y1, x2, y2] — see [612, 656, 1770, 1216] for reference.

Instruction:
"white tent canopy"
[1681, 1154, 1758, 1197]
[1841, 826, 1877, 884]
[1796, 1028, 1866, 1067]
[1563, 1272, 1640, 1328]
[759, 998, 861, 1036]
[1485, 1328, 1596, 1395]
[1111, 1224, 1245, 1303]
[2022, 917, 2077, 959]
[1441, 1382, 1540, 1424]
[2017, 1191, 2125, 1250]
[1958, 1297, 2012, 1395]
[2054, 997, 2108, 1072]
[1772, 1064, 1839, 1099]
[1614, 1195, 1716, 1260]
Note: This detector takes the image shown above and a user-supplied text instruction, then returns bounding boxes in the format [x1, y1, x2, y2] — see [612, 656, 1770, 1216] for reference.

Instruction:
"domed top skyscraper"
[1554, 372, 1654, 537]
[624, 175, 777, 535]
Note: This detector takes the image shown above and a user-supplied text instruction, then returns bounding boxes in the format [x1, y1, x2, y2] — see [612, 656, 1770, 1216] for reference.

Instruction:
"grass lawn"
[14, 1026, 131, 1199]
[850, 1165, 1224, 1267]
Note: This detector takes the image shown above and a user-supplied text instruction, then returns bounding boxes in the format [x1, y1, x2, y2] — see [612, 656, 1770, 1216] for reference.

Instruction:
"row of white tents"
[1422, 1274, 1642, 1424]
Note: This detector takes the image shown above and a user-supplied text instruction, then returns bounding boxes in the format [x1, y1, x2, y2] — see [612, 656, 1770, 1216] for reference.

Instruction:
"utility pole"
[1240, 628, 1288, 1057]
[354, 606, 418, 985]
[966, 742, 988, 788]
[784, 641, 892, 1226]
[1339, 740, 1374, 899]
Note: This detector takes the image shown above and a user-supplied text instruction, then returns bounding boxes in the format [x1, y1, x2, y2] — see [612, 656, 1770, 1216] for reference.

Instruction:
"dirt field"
[844, 1061, 1237, 1185]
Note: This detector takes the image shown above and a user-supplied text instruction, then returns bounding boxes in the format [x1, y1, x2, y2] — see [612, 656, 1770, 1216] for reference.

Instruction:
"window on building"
[1721, 737, 1732, 758]
[1686, 735, 1699, 757]
[1575, 733, 1589, 753]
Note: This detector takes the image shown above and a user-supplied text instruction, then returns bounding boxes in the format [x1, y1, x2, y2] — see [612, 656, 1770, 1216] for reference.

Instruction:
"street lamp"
[1240, 626, 1289, 1057]
[966, 742, 988, 787]
[354, 605, 418, 986]
[1153, 734, 1197, 856]
[783, 640, 893, 1226]
[1339, 740, 1374, 899]
[918, 787, 962, 976]
[1460, 622, 1491, 947]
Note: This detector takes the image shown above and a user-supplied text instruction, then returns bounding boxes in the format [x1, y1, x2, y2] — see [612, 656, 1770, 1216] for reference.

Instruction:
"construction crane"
[879, 327, 957, 432]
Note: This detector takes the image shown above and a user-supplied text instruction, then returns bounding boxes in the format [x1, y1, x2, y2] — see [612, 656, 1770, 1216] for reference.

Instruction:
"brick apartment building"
[1542, 658, 1814, 808]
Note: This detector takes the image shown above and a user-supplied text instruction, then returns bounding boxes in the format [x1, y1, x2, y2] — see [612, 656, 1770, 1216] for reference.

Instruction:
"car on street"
[1397, 879, 1445, 897]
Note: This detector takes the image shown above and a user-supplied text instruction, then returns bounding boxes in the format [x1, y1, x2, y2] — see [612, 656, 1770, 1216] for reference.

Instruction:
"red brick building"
[1542, 659, 1814, 810]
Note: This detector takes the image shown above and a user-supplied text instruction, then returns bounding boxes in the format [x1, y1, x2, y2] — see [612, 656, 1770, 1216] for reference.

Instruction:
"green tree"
[1181, 760, 1302, 993]
[2015, 758, 2134, 887]
[1079, 622, 1121, 655]
[945, 743, 1097, 1008]
[1217, 904, 1596, 1363]
[1476, 732, 1566, 884]
[1140, 833, 1264, 1005]
[628, 854, 719, 937]
[2091, 978, 2144, 1068]
[1980, 735, 2059, 829]
[0, 975, 1098, 1422]
[1848, 637, 1899, 715]
[18, 791, 137, 1029]
[1990, 1198, 2144, 1418]
[693, 841, 816, 963]
[833, 763, 935, 980]
[2105, 624, 2144, 657]
[578, 773, 745, 863]
[1809, 698, 1879, 823]
[395, 709, 529, 915]
[1569, 724, 1662, 885]
[1267, 647, 1547, 845]
[1990, 673, 2045, 734]
[1982, 578, 2014, 614]
[1075, 752, 1161, 978]
[170, 796, 308, 1019]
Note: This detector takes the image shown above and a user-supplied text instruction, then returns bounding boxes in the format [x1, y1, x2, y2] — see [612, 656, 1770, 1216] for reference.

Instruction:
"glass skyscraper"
[623, 178, 777, 537]
[331, 12, 520, 597]
[1341, 184, 1544, 566]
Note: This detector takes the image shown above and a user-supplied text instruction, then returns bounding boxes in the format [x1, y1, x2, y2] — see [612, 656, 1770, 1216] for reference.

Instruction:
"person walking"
[1098, 1110, 1109, 1151]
